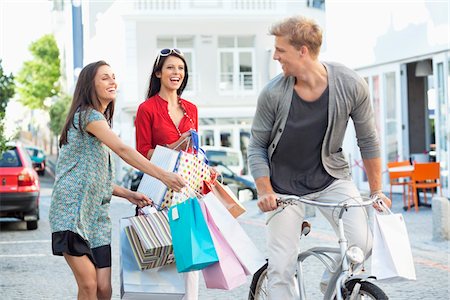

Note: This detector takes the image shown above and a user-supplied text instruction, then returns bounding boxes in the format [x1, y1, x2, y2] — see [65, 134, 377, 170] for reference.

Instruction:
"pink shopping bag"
[199, 200, 247, 290]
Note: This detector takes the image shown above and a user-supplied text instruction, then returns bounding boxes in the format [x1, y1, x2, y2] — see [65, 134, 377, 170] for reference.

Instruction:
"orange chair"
[409, 162, 442, 212]
[387, 161, 412, 208]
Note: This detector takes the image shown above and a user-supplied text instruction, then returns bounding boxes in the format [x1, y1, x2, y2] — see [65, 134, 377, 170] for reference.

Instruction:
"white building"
[324, 0, 449, 197]
[73, 0, 325, 177]
[53, 0, 449, 198]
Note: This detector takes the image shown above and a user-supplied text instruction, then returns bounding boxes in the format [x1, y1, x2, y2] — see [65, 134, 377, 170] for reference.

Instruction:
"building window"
[156, 36, 195, 92]
[218, 36, 255, 94]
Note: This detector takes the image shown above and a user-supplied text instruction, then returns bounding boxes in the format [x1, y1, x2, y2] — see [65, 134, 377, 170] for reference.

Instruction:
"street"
[0, 171, 449, 299]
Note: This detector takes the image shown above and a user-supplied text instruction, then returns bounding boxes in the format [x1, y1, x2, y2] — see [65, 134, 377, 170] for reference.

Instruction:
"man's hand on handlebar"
[257, 193, 279, 212]
[371, 191, 392, 212]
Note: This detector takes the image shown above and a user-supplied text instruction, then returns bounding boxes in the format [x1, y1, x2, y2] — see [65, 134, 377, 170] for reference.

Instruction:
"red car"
[0, 142, 40, 230]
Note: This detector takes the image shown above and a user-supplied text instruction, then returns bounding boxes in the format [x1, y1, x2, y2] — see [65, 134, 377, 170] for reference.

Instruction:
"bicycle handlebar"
[276, 195, 376, 209]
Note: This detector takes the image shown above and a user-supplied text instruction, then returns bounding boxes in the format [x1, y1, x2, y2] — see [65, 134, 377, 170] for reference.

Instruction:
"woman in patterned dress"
[134, 49, 200, 300]
[49, 60, 186, 300]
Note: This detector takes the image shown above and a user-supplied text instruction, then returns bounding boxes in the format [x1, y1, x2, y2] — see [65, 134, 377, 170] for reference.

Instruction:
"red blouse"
[135, 94, 198, 158]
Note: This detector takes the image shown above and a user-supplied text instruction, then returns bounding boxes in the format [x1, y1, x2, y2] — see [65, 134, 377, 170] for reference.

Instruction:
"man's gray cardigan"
[248, 61, 380, 181]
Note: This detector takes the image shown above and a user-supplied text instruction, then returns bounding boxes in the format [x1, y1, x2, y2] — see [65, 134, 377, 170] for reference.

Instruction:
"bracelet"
[370, 189, 383, 197]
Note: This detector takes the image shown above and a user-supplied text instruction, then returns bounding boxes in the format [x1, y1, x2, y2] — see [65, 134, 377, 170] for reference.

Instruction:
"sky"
[0, 0, 53, 75]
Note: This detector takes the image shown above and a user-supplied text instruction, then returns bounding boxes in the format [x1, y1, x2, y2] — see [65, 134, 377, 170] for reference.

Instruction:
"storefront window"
[371, 76, 381, 134]
[220, 131, 232, 147]
[384, 72, 398, 162]
[201, 130, 214, 146]
[437, 62, 448, 188]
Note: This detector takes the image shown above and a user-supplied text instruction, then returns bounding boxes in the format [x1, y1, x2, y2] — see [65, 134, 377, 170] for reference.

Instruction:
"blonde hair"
[269, 16, 322, 58]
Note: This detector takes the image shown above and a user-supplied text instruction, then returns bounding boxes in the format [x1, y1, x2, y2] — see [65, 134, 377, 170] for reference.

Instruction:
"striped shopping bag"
[126, 210, 174, 269]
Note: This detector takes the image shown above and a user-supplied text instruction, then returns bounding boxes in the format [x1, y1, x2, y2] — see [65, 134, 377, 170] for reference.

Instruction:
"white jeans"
[266, 179, 373, 299]
[182, 271, 199, 300]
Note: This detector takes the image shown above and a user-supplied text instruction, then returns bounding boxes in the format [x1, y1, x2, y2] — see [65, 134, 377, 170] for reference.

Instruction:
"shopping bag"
[119, 218, 185, 299]
[199, 201, 247, 290]
[371, 208, 416, 282]
[202, 192, 265, 275]
[162, 151, 211, 208]
[206, 179, 246, 218]
[168, 197, 219, 272]
[137, 145, 180, 210]
[126, 209, 174, 269]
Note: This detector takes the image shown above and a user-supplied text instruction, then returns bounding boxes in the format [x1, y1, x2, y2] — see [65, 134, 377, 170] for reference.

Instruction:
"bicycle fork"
[335, 217, 349, 300]
[296, 215, 351, 300]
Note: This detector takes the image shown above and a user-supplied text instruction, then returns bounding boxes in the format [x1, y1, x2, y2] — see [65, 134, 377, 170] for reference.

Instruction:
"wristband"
[370, 189, 383, 197]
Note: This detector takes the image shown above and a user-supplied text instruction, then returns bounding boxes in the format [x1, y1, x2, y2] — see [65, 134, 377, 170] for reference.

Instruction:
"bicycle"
[248, 195, 388, 300]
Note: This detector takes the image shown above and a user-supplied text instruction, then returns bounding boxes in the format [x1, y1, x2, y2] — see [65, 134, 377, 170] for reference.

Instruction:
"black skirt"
[52, 230, 111, 268]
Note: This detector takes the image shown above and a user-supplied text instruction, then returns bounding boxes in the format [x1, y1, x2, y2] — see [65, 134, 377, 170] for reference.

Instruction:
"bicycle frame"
[278, 196, 376, 300]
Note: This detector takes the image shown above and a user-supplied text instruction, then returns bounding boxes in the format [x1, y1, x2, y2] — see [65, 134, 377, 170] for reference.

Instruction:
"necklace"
[165, 96, 195, 136]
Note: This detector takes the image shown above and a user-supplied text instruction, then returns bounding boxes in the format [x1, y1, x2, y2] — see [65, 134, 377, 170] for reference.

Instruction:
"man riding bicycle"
[247, 15, 391, 299]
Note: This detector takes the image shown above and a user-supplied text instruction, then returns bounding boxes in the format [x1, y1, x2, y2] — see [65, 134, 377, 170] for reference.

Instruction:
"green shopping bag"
[168, 197, 218, 272]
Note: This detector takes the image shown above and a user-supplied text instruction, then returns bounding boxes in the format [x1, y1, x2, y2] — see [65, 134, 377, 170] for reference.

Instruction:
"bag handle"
[172, 135, 191, 151]
[374, 197, 393, 215]
[205, 172, 223, 186]
[185, 184, 204, 199]
[136, 204, 169, 216]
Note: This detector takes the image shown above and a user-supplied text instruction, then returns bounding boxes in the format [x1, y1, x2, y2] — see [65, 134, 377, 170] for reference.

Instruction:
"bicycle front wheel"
[340, 280, 388, 300]
[248, 262, 268, 300]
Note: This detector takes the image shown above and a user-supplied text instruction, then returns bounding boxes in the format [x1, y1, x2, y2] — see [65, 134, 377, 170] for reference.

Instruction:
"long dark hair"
[59, 60, 115, 147]
[146, 52, 189, 99]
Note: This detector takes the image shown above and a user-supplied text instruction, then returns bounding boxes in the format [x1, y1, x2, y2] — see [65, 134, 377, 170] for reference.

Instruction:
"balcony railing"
[134, 0, 180, 10]
[132, 0, 279, 13]
[219, 72, 255, 93]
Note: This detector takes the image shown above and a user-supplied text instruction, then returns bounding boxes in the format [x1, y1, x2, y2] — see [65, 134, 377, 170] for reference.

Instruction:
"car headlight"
[346, 246, 365, 264]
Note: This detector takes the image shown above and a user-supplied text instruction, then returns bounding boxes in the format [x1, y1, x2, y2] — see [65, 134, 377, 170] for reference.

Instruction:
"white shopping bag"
[120, 219, 185, 299]
[202, 192, 266, 275]
[371, 207, 416, 282]
[137, 145, 180, 211]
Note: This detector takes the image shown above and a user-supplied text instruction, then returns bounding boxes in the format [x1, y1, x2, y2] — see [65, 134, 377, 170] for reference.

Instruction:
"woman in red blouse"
[134, 48, 199, 299]
[135, 48, 198, 159]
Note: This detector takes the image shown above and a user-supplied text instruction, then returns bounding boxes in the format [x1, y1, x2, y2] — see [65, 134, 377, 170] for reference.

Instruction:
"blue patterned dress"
[49, 109, 114, 256]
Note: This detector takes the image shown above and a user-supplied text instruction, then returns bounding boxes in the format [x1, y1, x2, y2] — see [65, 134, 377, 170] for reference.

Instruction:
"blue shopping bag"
[168, 197, 219, 272]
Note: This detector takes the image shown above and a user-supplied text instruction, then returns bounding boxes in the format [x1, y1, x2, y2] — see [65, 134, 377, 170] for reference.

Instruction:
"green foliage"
[0, 60, 15, 153]
[49, 93, 71, 136]
[16, 34, 61, 110]
[0, 59, 15, 114]
[0, 112, 8, 154]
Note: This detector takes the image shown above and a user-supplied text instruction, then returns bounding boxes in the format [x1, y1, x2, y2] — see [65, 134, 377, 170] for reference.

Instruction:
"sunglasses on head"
[155, 48, 184, 66]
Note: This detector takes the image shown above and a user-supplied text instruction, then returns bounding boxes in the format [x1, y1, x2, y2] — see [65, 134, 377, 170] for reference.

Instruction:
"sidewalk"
[201, 191, 449, 299]
[370, 193, 449, 299]
[388, 193, 449, 253]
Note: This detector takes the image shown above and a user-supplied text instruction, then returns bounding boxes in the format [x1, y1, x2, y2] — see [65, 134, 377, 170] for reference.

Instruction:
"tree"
[49, 93, 71, 136]
[16, 34, 61, 110]
[0, 59, 15, 114]
[0, 59, 15, 153]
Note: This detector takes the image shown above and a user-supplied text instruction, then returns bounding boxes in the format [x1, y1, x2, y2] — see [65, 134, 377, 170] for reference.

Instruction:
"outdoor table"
[388, 165, 431, 210]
